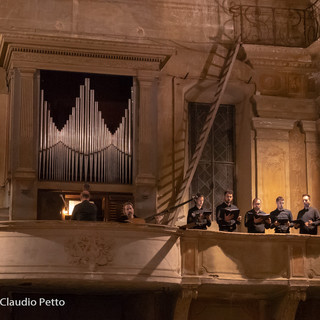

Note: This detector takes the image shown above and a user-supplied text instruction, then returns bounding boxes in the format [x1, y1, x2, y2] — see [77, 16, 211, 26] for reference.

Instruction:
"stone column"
[173, 287, 198, 320]
[8, 68, 39, 220]
[252, 118, 295, 214]
[134, 71, 159, 218]
[301, 120, 320, 209]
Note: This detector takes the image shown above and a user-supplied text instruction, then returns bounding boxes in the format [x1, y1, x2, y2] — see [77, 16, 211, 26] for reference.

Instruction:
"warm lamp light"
[62, 207, 70, 215]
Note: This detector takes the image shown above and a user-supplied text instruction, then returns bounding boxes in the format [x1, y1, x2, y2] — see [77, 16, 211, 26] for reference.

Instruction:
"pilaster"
[252, 117, 296, 214]
[301, 120, 320, 209]
[134, 70, 159, 218]
[8, 67, 39, 220]
[0, 67, 9, 210]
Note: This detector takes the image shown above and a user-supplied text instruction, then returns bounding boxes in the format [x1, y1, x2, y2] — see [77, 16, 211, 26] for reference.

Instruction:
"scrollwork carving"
[64, 234, 113, 269]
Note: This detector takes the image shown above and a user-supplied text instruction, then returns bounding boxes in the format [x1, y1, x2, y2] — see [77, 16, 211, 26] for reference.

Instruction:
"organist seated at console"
[71, 191, 97, 221]
[117, 202, 145, 224]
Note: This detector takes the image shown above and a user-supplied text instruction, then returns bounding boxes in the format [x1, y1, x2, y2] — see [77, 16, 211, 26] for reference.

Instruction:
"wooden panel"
[106, 193, 134, 221]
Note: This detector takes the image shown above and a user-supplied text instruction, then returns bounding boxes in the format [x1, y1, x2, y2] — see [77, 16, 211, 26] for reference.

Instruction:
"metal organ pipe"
[39, 78, 133, 184]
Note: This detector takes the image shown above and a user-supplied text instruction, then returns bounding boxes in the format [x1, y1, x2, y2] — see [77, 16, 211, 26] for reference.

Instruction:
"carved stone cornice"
[0, 32, 174, 72]
[301, 120, 317, 133]
[252, 117, 296, 140]
[301, 120, 319, 143]
[244, 44, 315, 69]
[254, 95, 318, 120]
[252, 117, 296, 131]
[248, 59, 316, 69]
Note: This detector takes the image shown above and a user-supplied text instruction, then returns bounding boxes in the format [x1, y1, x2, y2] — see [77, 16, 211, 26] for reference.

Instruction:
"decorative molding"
[135, 174, 157, 186]
[301, 120, 319, 142]
[90, 0, 221, 12]
[252, 117, 295, 131]
[301, 120, 317, 133]
[0, 33, 174, 71]
[249, 59, 315, 69]
[254, 95, 318, 120]
[244, 44, 317, 69]
[64, 234, 113, 269]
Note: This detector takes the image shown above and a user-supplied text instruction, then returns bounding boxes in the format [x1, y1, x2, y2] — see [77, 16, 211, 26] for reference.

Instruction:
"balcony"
[0, 221, 320, 295]
[230, 1, 320, 47]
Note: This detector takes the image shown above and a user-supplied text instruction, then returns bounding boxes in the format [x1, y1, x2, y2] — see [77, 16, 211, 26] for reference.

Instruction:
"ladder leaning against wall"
[163, 38, 242, 226]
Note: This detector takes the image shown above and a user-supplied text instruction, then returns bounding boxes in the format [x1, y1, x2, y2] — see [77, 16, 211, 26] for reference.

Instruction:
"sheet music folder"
[256, 212, 270, 220]
[293, 219, 305, 226]
[276, 217, 289, 224]
[222, 208, 240, 220]
[203, 211, 212, 217]
[193, 210, 212, 217]
[275, 212, 290, 224]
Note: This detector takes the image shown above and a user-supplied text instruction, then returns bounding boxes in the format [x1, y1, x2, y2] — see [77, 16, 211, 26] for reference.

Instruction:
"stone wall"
[0, 1, 319, 224]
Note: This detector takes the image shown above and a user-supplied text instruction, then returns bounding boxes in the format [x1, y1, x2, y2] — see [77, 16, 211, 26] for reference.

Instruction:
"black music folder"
[276, 217, 289, 224]
[293, 219, 305, 226]
[222, 207, 240, 220]
[256, 212, 270, 220]
[276, 213, 289, 224]
[203, 211, 212, 217]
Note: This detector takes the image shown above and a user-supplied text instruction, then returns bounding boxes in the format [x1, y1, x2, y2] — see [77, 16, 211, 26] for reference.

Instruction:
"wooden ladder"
[164, 38, 241, 226]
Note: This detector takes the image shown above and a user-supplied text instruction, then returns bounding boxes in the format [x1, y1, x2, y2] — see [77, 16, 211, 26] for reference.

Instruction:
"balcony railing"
[230, 0, 320, 47]
[0, 221, 319, 291]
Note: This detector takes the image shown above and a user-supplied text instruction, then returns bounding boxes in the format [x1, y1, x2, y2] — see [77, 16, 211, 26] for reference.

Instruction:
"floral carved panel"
[64, 234, 113, 270]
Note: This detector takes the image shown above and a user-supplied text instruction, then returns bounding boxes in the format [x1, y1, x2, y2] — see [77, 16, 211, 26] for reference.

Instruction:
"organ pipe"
[39, 78, 133, 184]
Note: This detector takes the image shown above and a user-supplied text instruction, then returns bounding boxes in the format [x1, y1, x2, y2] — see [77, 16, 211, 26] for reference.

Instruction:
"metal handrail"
[229, 2, 320, 47]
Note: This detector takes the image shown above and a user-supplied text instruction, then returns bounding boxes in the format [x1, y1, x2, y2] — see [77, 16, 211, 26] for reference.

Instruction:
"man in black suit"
[294, 194, 320, 235]
[270, 196, 293, 233]
[216, 190, 241, 232]
[71, 191, 97, 221]
[245, 198, 271, 233]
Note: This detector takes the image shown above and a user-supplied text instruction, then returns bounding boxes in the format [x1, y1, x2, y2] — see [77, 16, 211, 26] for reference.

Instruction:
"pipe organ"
[39, 78, 133, 184]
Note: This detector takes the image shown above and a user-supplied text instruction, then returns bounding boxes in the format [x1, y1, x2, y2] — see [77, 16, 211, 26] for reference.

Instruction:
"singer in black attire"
[270, 196, 293, 233]
[245, 198, 271, 233]
[295, 194, 320, 235]
[216, 190, 241, 232]
[187, 194, 211, 230]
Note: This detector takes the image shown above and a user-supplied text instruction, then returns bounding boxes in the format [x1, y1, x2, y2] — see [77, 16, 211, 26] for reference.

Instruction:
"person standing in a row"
[216, 190, 241, 232]
[270, 196, 293, 233]
[187, 193, 211, 230]
[245, 198, 271, 233]
[294, 194, 320, 235]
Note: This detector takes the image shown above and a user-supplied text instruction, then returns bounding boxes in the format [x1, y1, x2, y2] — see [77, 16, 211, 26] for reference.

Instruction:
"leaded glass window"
[189, 103, 235, 214]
